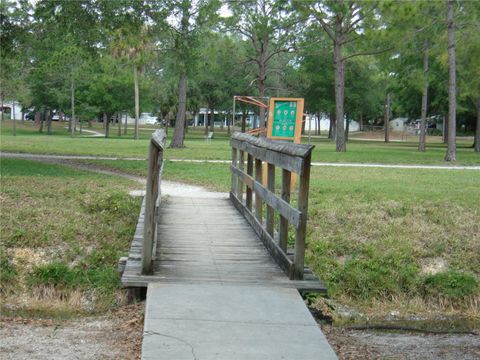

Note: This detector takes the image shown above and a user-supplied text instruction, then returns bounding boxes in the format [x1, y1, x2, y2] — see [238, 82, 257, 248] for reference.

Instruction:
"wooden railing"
[142, 129, 166, 275]
[230, 133, 314, 280]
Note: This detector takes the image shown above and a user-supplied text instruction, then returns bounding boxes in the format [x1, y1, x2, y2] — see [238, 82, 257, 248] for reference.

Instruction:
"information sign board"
[267, 98, 304, 142]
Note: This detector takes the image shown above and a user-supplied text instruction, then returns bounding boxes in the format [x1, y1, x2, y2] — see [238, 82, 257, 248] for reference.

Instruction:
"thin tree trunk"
[104, 113, 110, 138]
[329, 112, 336, 140]
[80, 119, 83, 134]
[316, 111, 321, 135]
[0, 94, 4, 121]
[384, 93, 390, 143]
[12, 102, 16, 136]
[333, 26, 346, 152]
[418, 40, 429, 152]
[445, 0, 457, 161]
[169, 72, 187, 148]
[34, 111, 40, 126]
[227, 111, 231, 134]
[345, 117, 350, 142]
[124, 112, 128, 135]
[474, 99, 480, 152]
[21, 109, 25, 124]
[117, 112, 122, 137]
[210, 107, 215, 133]
[47, 110, 52, 135]
[205, 109, 209, 136]
[134, 65, 140, 140]
[71, 77, 75, 137]
[39, 110, 44, 133]
[359, 113, 363, 131]
[241, 110, 246, 133]
[259, 64, 266, 132]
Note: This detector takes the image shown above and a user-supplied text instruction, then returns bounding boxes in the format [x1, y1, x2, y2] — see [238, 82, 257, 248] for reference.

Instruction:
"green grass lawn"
[0, 158, 141, 317]
[2, 120, 479, 165]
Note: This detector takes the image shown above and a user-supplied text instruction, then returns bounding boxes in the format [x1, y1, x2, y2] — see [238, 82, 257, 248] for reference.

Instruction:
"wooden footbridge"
[121, 130, 337, 359]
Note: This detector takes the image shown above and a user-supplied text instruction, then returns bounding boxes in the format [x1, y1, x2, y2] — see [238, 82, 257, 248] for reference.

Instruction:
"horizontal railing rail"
[142, 129, 166, 275]
[230, 132, 314, 280]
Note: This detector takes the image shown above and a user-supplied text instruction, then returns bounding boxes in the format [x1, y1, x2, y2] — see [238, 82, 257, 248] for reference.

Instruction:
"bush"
[422, 271, 478, 300]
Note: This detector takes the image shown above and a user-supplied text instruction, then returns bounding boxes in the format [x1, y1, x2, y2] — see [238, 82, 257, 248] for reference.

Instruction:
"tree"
[444, 0, 457, 161]
[161, 0, 220, 148]
[303, 0, 390, 152]
[228, 0, 298, 132]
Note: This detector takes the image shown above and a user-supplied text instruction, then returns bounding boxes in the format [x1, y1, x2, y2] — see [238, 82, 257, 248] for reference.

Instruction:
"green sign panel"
[271, 101, 298, 138]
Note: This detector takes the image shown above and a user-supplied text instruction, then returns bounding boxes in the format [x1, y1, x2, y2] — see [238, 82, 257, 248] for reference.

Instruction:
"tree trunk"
[80, 119, 83, 134]
[134, 65, 140, 140]
[210, 107, 215, 133]
[124, 112, 128, 135]
[21, 109, 25, 124]
[12, 102, 16, 136]
[47, 110, 52, 135]
[117, 112, 122, 137]
[39, 110, 44, 133]
[445, 0, 457, 161]
[71, 77, 75, 137]
[328, 112, 336, 140]
[384, 93, 390, 143]
[316, 111, 321, 135]
[169, 72, 187, 148]
[345, 117, 350, 142]
[204, 110, 209, 135]
[35, 111, 40, 126]
[241, 110, 246, 133]
[104, 113, 110, 138]
[333, 26, 346, 152]
[259, 64, 266, 132]
[359, 112, 363, 131]
[474, 99, 480, 152]
[0, 93, 4, 121]
[227, 111, 231, 134]
[418, 40, 429, 152]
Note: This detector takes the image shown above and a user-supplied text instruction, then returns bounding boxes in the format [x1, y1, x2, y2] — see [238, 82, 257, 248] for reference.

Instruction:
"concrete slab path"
[142, 283, 337, 360]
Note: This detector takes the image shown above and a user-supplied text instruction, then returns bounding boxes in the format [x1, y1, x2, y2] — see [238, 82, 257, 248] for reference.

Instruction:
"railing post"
[254, 158, 263, 223]
[231, 147, 238, 196]
[279, 169, 291, 252]
[293, 153, 312, 280]
[142, 142, 160, 275]
[238, 150, 245, 202]
[246, 154, 253, 210]
[266, 163, 275, 237]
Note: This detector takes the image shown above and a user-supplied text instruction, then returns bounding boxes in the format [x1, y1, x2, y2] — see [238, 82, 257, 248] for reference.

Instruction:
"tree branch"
[342, 47, 394, 62]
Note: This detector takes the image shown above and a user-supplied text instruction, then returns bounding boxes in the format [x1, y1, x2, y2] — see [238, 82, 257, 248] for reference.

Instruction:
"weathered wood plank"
[279, 169, 291, 252]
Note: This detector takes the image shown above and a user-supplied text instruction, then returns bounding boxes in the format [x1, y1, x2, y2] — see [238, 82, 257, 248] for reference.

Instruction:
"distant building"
[0, 100, 23, 120]
[389, 117, 409, 132]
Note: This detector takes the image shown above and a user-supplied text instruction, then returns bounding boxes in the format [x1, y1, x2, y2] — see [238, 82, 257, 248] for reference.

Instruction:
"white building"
[0, 100, 23, 120]
[389, 117, 409, 132]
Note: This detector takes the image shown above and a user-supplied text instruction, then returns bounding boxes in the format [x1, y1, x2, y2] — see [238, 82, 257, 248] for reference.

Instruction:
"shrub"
[422, 271, 478, 300]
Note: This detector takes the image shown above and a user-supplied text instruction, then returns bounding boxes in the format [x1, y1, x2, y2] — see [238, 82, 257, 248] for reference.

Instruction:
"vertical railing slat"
[254, 158, 263, 223]
[266, 163, 275, 237]
[279, 168, 291, 253]
[246, 154, 253, 210]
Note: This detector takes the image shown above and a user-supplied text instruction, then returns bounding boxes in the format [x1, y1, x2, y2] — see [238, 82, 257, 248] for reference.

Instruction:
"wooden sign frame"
[266, 97, 304, 144]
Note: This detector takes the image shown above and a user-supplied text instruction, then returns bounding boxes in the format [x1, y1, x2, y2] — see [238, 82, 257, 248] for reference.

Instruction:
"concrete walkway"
[143, 283, 337, 360]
